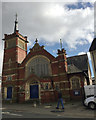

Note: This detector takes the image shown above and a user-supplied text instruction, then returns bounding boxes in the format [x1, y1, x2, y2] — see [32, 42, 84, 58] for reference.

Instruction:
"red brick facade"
[2, 21, 88, 104]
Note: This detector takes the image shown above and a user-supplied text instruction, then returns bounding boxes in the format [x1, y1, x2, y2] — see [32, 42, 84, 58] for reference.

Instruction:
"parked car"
[84, 96, 96, 110]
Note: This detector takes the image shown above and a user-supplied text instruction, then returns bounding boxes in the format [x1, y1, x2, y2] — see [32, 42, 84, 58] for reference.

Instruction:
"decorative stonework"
[40, 82, 53, 91]
[30, 39, 44, 52]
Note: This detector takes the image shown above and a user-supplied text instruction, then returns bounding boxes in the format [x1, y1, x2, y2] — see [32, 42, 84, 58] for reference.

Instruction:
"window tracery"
[26, 56, 51, 78]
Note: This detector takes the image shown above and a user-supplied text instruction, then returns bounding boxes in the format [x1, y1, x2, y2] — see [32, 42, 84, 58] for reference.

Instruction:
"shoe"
[56, 107, 59, 109]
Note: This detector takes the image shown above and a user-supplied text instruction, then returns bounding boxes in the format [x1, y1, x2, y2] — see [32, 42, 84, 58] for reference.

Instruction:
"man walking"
[56, 90, 64, 109]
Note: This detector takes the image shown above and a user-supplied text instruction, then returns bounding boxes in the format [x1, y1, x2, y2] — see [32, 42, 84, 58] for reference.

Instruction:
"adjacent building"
[2, 16, 92, 103]
[0, 75, 1, 92]
[89, 38, 96, 84]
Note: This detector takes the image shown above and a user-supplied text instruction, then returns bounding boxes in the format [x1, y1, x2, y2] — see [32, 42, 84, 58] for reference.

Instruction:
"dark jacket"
[58, 92, 62, 99]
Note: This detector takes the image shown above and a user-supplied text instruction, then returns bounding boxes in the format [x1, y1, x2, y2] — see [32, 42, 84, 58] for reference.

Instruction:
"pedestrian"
[56, 90, 64, 109]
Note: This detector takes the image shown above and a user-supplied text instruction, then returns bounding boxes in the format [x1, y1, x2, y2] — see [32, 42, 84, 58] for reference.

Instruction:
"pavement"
[1, 101, 96, 119]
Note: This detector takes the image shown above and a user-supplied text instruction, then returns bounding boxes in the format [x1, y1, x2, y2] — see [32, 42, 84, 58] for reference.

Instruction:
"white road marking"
[2, 112, 22, 116]
[44, 106, 51, 108]
[9, 113, 22, 116]
[2, 112, 10, 114]
[0, 108, 6, 110]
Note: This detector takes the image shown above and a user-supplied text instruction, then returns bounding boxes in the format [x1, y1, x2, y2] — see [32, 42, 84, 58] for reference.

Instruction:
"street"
[1, 101, 96, 119]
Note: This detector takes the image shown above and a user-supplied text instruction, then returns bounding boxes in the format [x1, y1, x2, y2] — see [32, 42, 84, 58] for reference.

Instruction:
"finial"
[60, 39, 62, 50]
[15, 13, 18, 21]
[14, 13, 18, 33]
[35, 38, 38, 43]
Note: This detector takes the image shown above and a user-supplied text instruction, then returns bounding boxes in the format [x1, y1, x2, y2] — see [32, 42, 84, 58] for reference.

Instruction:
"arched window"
[70, 77, 80, 89]
[26, 56, 51, 78]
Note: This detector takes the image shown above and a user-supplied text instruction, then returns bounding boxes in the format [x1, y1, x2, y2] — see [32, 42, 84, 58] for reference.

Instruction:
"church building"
[2, 15, 92, 103]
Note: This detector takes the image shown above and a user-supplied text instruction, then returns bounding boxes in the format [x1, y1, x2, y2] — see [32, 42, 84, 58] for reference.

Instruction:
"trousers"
[57, 98, 64, 109]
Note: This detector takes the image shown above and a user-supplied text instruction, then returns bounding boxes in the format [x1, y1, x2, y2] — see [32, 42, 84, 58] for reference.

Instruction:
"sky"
[0, 0, 95, 77]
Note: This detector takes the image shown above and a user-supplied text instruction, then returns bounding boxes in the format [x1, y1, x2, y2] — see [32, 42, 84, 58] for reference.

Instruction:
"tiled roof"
[89, 38, 96, 51]
[67, 54, 88, 73]
[67, 64, 82, 74]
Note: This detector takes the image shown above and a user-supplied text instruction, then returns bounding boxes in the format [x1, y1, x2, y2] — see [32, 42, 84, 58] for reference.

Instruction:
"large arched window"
[26, 55, 51, 78]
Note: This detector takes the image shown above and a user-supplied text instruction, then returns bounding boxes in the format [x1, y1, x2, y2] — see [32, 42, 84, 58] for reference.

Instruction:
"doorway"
[30, 85, 39, 99]
[7, 87, 12, 99]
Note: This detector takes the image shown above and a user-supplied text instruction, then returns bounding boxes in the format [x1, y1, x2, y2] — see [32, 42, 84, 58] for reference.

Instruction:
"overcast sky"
[0, 0, 95, 76]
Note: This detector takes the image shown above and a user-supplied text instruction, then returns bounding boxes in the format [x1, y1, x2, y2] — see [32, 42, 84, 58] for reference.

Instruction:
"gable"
[21, 42, 55, 67]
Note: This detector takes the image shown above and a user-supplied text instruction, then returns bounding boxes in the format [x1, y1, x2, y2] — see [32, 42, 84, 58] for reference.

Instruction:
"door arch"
[25, 77, 40, 101]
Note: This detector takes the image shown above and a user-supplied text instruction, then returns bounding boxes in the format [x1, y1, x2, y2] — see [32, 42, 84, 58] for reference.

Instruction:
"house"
[67, 54, 92, 100]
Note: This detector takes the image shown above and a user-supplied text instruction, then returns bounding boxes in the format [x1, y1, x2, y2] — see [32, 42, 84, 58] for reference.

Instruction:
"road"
[1, 101, 96, 119]
[2, 110, 64, 118]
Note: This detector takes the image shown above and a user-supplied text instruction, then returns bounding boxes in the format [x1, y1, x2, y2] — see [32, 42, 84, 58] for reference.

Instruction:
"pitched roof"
[89, 38, 96, 51]
[67, 54, 88, 73]
[67, 64, 82, 74]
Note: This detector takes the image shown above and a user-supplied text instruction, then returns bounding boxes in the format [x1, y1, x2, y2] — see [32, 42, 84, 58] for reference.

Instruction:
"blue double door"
[7, 87, 12, 99]
[30, 85, 39, 99]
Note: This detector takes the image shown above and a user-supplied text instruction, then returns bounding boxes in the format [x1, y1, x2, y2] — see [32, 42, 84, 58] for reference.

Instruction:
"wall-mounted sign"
[73, 90, 80, 96]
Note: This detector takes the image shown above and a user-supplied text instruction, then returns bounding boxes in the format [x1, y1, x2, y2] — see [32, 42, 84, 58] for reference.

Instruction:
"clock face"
[6, 38, 16, 49]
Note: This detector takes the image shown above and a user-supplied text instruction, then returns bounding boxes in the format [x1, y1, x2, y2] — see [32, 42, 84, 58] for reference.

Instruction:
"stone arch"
[25, 55, 52, 78]
[25, 75, 41, 101]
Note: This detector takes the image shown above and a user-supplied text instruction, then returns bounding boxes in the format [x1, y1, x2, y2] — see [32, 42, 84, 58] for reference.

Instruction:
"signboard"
[73, 90, 80, 96]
